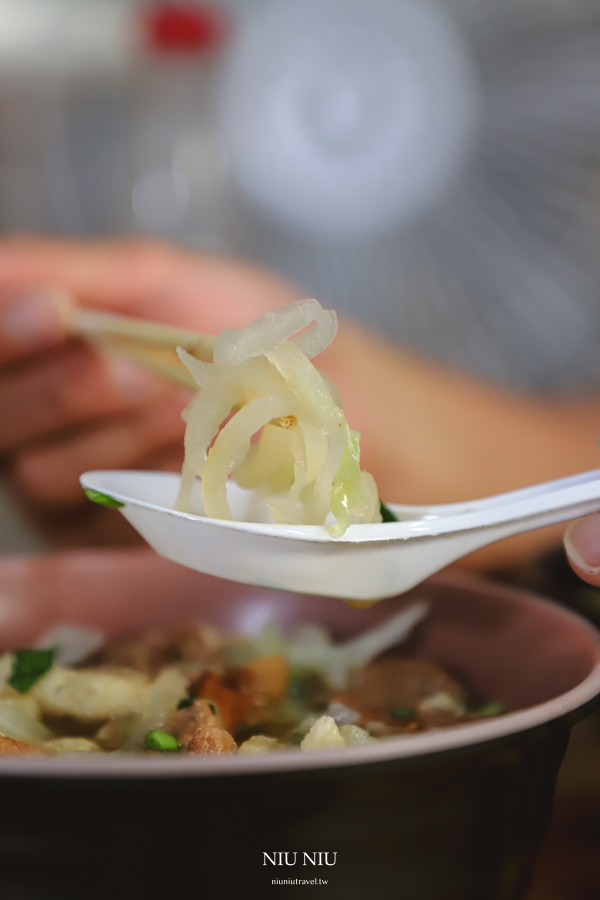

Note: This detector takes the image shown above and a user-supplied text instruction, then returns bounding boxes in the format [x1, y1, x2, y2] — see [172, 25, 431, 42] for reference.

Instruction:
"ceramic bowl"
[1, 571, 599, 900]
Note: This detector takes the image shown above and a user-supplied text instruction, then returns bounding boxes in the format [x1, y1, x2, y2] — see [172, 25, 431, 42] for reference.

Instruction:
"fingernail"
[0, 289, 72, 346]
[565, 515, 600, 574]
[107, 358, 162, 402]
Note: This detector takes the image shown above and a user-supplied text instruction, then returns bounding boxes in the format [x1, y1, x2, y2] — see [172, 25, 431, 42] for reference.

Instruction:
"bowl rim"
[2, 574, 600, 780]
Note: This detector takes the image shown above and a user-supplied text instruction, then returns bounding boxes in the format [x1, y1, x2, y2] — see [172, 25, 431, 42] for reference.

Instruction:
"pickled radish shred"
[174, 300, 382, 535]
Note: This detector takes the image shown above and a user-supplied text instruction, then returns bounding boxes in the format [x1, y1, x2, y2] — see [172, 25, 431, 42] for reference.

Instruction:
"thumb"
[564, 515, 600, 586]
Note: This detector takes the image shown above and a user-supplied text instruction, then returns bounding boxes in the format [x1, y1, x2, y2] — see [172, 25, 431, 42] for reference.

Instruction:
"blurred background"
[1, 0, 600, 556]
[0, 1, 599, 895]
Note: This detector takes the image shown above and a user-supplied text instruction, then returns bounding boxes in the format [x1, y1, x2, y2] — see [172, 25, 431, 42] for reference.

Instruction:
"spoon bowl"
[81, 468, 600, 601]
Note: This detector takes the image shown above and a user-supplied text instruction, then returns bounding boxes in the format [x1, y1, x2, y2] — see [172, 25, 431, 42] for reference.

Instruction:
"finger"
[14, 391, 188, 503]
[0, 344, 166, 452]
[564, 516, 600, 586]
[0, 547, 240, 647]
[0, 288, 72, 365]
[0, 237, 303, 332]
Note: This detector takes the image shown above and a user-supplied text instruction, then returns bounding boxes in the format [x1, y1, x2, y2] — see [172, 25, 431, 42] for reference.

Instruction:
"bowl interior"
[135, 569, 600, 711]
[1, 569, 599, 777]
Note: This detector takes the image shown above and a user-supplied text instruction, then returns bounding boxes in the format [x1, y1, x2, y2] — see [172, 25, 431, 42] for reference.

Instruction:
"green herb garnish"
[8, 648, 55, 694]
[83, 489, 124, 509]
[144, 730, 180, 752]
[379, 501, 399, 523]
[177, 696, 196, 710]
[177, 696, 218, 715]
[389, 706, 414, 720]
[478, 702, 504, 718]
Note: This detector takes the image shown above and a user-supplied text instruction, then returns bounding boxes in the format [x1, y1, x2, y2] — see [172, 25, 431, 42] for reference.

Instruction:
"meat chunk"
[331, 658, 468, 734]
[187, 727, 237, 755]
[170, 699, 235, 755]
[93, 623, 225, 676]
[171, 699, 218, 747]
[0, 734, 45, 757]
[347, 658, 465, 716]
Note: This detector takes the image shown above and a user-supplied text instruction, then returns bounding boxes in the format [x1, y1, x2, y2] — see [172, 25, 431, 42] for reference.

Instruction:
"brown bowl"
[1, 571, 599, 900]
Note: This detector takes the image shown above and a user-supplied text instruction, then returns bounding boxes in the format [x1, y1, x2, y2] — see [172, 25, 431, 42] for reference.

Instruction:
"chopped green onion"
[83, 489, 124, 509]
[389, 706, 414, 720]
[379, 501, 399, 523]
[478, 702, 505, 718]
[177, 696, 197, 710]
[144, 730, 180, 752]
[177, 696, 218, 715]
[8, 648, 55, 694]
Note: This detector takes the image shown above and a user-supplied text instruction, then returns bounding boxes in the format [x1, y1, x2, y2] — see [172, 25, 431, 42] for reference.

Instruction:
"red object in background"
[144, 3, 228, 54]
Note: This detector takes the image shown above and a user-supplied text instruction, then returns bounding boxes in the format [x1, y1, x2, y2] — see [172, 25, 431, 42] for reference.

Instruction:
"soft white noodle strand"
[214, 299, 337, 366]
[175, 298, 381, 534]
[202, 390, 299, 519]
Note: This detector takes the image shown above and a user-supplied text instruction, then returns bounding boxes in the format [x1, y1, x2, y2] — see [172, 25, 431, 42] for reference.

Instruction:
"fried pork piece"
[0, 734, 45, 757]
[334, 658, 467, 732]
[171, 699, 236, 755]
[92, 623, 227, 676]
[190, 654, 289, 733]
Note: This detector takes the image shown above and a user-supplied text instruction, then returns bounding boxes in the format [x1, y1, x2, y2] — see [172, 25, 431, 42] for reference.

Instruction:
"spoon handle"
[401, 468, 600, 571]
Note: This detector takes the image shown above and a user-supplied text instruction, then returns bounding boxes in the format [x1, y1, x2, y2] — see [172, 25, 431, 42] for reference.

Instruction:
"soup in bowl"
[0, 568, 598, 900]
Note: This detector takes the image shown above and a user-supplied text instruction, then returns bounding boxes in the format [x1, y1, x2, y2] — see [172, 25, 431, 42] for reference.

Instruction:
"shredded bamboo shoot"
[175, 300, 381, 535]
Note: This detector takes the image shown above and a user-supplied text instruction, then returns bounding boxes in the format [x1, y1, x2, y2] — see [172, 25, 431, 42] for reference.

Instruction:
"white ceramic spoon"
[81, 468, 600, 602]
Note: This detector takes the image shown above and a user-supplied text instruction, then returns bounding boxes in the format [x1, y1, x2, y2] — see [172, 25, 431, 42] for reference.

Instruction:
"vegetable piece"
[190, 671, 248, 732]
[145, 730, 180, 752]
[44, 738, 101, 755]
[300, 715, 345, 751]
[0, 700, 52, 745]
[379, 501, 399, 522]
[178, 696, 217, 713]
[95, 716, 137, 751]
[477, 702, 505, 717]
[339, 724, 374, 746]
[389, 706, 414, 720]
[282, 602, 429, 690]
[175, 299, 382, 536]
[35, 626, 105, 667]
[83, 489, 124, 509]
[418, 691, 465, 713]
[33, 667, 148, 722]
[415, 691, 467, 728]
[191, 654, 289, 732]
[238, 735, 281, 754]
[123, 668, 187, 750]
[9, 649, 55, 694]
[177, 696, 197, 710]
[329, 430, 369, 538]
